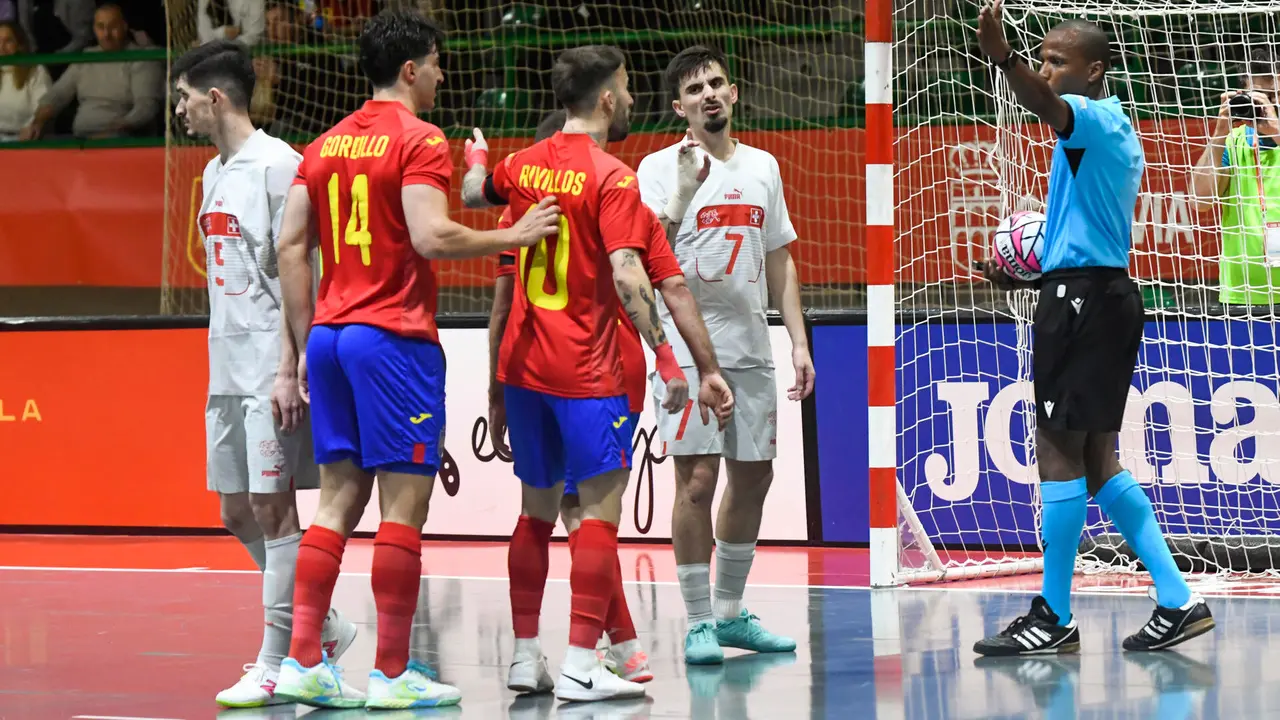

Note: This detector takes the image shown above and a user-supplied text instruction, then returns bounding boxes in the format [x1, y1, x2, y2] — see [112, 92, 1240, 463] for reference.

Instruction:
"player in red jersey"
[272, 11, 559, 710]
[462, 46, 732, 702]
[487, 110, 692, 691]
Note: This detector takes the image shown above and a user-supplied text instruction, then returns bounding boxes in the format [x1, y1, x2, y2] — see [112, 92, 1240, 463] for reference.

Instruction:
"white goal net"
[892, 0, 1280, 583]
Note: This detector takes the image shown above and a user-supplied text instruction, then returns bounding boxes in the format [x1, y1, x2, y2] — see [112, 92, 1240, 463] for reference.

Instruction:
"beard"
[607, 110, 630, 142]
[703, 113, 729, 134]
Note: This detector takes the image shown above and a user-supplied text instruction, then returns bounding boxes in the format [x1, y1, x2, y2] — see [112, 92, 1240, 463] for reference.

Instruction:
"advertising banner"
[899, 317, 1280, 547]
[0, 325, 807, 540]
[295, 326, 809, 541]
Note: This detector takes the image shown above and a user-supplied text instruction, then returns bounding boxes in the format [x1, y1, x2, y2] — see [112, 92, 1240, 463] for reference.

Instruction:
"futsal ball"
[992, 210, 1046, 282]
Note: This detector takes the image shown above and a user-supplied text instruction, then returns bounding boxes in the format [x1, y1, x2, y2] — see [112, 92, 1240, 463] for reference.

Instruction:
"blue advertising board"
[812, 318, 1280, 546]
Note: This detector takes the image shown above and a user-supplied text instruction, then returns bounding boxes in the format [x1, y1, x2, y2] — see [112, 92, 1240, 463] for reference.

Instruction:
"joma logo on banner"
[922, 379, 1280, 502]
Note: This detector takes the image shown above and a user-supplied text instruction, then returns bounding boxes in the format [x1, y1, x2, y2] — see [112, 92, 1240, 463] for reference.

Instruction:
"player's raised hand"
[789, 346, 815, 401]
[675, 129, 712, 194]
[464, 128, 489, 169]
[509, 195, 560, 248]
[697, 371, 735, 430]
[976, 0, 1013, 63]
[661, 377, 691, 414]
[271, 369, 305, 434]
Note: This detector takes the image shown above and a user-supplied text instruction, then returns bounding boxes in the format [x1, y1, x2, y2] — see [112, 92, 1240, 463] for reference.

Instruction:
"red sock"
[568, 519, 618, 649]
[508, 515, 554, 639]
[371, 521, 422, 678]
[605, 554, 637, 643]
[289, 525, 347, 667]
[567, 529, 579, 557]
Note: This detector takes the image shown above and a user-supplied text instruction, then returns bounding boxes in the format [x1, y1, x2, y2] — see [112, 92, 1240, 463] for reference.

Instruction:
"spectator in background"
[252, 0, 359, 135]
[198, 0, 263, 46]
[0, 20, 49, 139]
[18, 3, 161, 138]
[16, 0, 95, 54]
[1191, 47, 1280, 306]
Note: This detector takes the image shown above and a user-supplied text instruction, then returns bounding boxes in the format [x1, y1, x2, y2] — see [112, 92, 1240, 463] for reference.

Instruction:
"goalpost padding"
[877, 0, 1280, 585]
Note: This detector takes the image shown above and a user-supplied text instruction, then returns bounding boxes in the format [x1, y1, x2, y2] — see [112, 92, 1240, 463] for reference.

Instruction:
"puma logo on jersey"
[612, 416, 628, 429]
[616, 175, 635, 188]
[724, 187, 742, 199]
[410, 413, 433, 424]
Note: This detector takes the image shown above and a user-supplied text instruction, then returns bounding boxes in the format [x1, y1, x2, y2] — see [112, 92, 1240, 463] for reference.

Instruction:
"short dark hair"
[172, 39, 255, 109]
[551, 45, 626, 116]
[664, 45, 730, 100]
[1052, 20, 1111, 70]
[534, 110, 566, 142]
[1249, 46, 1277, 77]
[358, 10, 445, 90]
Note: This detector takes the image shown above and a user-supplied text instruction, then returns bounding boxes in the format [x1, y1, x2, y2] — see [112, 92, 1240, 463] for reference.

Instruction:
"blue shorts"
[504, 385, 632, 494]
[307, 324, 445, 476]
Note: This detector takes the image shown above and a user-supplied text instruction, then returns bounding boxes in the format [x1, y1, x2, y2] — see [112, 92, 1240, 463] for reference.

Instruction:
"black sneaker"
[1122, 591, 1214, 651]
[973, 596, 1081, 657]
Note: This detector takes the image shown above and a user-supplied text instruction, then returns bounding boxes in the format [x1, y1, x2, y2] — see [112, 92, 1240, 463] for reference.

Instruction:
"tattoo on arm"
[642, 286, 665, 344]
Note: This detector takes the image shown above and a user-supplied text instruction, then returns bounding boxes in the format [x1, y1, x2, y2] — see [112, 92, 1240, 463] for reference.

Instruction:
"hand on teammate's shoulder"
[508, 195, 561, 248]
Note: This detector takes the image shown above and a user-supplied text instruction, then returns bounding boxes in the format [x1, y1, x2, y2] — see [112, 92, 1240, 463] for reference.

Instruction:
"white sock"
[611, 638, 643, 658]
[563, 645, 600, 672]
[676, 563, 713, 625]
[514, 637, 542, 659]
[257, 532, 301, 670]
[713, 539, 756, 620]
[241, 535, 267, 571]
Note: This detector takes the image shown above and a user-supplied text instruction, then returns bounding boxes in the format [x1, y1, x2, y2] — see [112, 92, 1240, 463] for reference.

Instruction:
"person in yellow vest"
[1190, 48, 1280, 306]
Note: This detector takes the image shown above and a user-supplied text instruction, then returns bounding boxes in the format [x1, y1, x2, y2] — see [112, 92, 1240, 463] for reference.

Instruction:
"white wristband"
[664, 194, 692, 225]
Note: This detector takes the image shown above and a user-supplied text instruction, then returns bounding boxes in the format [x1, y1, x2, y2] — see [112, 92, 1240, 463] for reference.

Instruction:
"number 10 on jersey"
[327, 173, 373, 266]
[519, 214, 570, 311]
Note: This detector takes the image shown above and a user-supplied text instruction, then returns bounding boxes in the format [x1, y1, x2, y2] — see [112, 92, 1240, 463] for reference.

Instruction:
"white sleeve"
[196, 0, 224, 43]
[265, 154, 301, 244]
[764, 155, 796, 251]
[637, 152, 668, 216]
[235, 0, 265, 46]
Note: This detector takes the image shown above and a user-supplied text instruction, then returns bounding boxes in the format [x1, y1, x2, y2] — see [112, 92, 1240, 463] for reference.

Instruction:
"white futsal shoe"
[556, 650, 646, 703]
[508, 638, 556, 694]
[215, 663, 287, 708]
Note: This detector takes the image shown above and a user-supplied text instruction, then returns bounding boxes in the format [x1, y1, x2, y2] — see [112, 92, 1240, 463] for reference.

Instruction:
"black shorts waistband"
[1041, 267, 1130, 282]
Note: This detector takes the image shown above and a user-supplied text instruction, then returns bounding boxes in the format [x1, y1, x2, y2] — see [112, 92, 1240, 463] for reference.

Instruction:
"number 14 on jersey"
[327, 172, 373, 266]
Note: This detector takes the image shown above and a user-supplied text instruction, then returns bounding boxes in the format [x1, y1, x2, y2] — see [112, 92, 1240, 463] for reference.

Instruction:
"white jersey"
[199, 130, 301, 397]
[637, 141, 796, 368]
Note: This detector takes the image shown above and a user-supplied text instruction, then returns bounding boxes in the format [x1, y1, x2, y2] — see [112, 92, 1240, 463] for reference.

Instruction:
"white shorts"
[206, 394, 320, 494]
[651, 366, 777, 462]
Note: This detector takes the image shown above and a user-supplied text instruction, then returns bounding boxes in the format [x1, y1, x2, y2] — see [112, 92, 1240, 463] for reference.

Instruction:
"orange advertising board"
[0, 328, 218, 528]
[0, 120, 1219, 289]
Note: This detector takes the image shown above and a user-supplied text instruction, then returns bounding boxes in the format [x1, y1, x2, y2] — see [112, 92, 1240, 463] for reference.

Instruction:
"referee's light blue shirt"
[1040, 95, 1144, 273]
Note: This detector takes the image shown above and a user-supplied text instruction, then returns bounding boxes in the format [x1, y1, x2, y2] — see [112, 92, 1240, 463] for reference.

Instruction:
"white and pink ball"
[992, 210, 1046, 282]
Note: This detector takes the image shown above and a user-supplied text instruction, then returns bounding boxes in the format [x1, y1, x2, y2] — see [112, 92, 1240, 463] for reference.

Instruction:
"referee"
[972, 0, 1213, 656]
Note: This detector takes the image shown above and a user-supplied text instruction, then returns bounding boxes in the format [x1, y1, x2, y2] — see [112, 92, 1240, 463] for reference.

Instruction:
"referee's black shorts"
[1033, 267, 1143, 433]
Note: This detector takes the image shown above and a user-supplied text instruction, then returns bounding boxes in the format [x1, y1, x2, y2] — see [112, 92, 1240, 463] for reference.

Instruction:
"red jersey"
[490, 132, 652, 398]
[496, 204, 681, 411]
[294, 100, 450, 342]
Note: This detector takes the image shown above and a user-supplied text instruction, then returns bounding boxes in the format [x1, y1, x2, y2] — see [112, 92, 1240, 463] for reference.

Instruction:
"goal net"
[890, 0, 1280, 584]
[161, 3, 863, 315]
